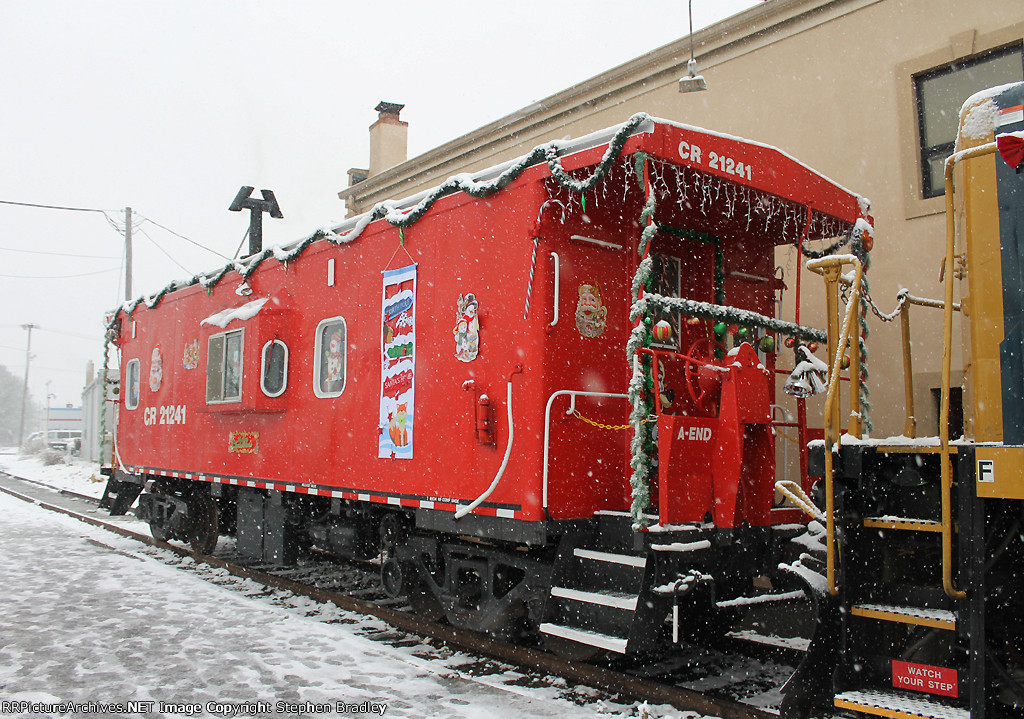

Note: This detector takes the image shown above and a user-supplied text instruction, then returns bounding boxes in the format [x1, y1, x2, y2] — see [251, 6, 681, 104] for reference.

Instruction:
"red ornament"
[652, 320, 673, 343]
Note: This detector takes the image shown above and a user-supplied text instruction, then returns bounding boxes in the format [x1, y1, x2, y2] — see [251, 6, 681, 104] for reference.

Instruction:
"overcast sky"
[0, 0, 760, 410]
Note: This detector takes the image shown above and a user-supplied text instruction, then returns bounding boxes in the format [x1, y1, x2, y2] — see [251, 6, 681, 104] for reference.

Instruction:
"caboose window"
[261, 339, 288, 397]
[206, 329, 244, 403]
[649, 254, 682, 350]
[125, 358, 141, 410]
[313, 317, 347, 398]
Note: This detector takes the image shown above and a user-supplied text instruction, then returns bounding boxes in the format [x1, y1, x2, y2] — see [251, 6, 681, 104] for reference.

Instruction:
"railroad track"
[0, 469, 797, 719]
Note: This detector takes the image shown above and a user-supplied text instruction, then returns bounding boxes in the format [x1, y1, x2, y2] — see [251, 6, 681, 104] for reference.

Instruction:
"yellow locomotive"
[788, 81, 1024, 719]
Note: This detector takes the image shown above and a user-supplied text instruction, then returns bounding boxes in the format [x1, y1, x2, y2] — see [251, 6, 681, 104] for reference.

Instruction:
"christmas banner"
[379, 264, 417, 459]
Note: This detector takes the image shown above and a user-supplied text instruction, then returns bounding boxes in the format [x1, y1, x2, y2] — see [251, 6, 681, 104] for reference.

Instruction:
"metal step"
[834, 689, 969, 719]
[573, 547, 646, 568]
[550, 586, 638, 611]
[539, 622, 629, 654]
[864, 517, 943, 533]
[851, 603, 956, 630]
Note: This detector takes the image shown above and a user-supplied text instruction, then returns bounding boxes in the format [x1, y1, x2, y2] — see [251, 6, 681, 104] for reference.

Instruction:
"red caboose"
[102, 115, 870, 657]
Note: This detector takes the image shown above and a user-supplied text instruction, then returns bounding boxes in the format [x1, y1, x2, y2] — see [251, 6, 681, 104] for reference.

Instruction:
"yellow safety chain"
[571, 410, 656, 430]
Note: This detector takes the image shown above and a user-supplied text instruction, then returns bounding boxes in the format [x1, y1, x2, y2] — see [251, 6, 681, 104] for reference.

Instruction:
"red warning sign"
[892, 660, 958, 698]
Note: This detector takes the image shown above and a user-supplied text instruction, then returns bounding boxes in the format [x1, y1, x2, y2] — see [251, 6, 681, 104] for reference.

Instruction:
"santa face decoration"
[575, 283, 607, 338]
[149, 345, 163, 392]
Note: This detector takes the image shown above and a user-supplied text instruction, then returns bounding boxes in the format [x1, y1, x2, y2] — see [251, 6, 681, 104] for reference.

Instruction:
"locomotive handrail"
[542, 389, 630, 510]
[938, 141, 1000, 600]
[897, 293, 961, 439]
[806, 254, 864, 597]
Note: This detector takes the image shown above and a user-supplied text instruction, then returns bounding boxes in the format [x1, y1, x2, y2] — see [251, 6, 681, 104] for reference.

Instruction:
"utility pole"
[124, 206, 133, 301]
[18, 323, 37, 447]
[45, 380, 52, 443]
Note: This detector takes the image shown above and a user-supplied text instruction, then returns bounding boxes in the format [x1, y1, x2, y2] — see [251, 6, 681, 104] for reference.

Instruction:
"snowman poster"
[379, 265, 416, 459]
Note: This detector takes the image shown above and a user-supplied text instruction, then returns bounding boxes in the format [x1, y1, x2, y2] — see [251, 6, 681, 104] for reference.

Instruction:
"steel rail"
[0, 470, 778, 719]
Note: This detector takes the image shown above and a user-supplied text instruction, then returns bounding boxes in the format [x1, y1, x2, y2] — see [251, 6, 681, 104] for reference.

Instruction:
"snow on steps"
[864, 516, 943, 533]
[549, 586, 638, 611]
[851, 603, 957, 630]
[539, 622, 629, 654]
[573, 547, 646, 567]
[834, 689, 969, 719]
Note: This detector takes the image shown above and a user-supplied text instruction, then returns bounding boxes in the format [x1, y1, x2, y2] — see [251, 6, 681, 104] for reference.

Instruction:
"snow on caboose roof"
[199, 297, 269, 328]
[112, 114, 865, 323]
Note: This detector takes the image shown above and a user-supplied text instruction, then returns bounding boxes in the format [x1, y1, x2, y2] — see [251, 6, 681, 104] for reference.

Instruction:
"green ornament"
[758, 335, 777, 353]
[713, 322, 727, 335]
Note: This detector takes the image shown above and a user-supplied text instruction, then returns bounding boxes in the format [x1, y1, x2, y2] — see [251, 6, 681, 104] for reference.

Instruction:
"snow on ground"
[0, 453, 720, 719]
[0, 449, 108, 500]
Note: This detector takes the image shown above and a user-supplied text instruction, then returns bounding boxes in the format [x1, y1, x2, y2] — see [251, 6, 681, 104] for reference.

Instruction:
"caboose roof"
[112, 114, 867, 323]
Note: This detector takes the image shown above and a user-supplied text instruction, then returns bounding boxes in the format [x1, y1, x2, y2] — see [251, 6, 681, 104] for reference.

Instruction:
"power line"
[0, 198, 109, 213]
[0, 266, 120, 279]
[136, 226, 194, 275]
[0, 245, 119, 260]
[136, 213, 231, 260]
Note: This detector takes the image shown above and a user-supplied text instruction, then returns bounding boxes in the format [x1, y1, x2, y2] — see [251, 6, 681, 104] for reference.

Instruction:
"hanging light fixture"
[678, 0, 707, 93]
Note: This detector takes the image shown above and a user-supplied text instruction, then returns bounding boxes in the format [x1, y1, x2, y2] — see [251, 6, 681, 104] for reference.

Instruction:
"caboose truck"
[100, 116, 868, 698]
[796, 82, 1024, 719]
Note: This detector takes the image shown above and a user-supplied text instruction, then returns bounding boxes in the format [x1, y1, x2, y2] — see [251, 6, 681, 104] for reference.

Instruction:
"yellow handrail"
[899, 294, 961, 439]
[939, 141, 998, 600]
[806, 254, 864, 596]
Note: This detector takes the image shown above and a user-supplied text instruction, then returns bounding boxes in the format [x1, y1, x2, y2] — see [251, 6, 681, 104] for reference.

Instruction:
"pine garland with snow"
[631, 295, 827, 344]
[805, 219, 874, 433]
[107, 113, 654, 327]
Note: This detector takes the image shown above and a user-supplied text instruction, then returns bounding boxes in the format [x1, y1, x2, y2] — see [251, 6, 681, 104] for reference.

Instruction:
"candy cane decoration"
[524, 199, 565, 319]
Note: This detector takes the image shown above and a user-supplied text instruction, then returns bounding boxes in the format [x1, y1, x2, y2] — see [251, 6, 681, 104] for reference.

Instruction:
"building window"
[915, 43, 1024, 198]
[313, 317, 347, 398]
[261, 339, 288, 397]
[207, 329, 244, 403]
[125, 358, 141, 410]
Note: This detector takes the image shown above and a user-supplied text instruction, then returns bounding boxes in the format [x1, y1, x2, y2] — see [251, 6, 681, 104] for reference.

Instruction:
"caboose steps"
[833, 689, 970, 719]
[538, 623, 629, 654]
[549, 586, 639, 611]
[540, 524, 664, 657]
[573, 547, 647, 568]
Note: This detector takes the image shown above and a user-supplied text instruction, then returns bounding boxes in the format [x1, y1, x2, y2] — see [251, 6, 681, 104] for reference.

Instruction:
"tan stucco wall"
[340, 0, 1024, 438]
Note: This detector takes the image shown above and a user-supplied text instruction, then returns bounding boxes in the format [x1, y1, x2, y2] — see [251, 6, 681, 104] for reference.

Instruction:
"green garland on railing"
[801, 219, 874, 432]
[630, 295, 827, 344]
[627, 152, 657, 529]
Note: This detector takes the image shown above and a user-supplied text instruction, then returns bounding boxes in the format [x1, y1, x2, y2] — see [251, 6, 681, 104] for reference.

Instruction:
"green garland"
[106, 113, 654, 330]
[802, 219, 873, 432]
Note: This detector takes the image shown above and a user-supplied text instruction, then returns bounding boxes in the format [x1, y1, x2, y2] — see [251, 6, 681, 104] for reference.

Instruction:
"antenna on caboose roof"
[229, 186, 283, 257]
[678, 0, 707, 93]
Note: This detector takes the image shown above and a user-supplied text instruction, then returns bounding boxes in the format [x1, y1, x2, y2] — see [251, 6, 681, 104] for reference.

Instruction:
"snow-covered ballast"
[100, 114, 871, 663]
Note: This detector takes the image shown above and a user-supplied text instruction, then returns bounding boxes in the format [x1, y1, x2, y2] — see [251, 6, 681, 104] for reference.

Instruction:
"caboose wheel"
[187, 489, 219, 555]
[380, 555, 406, 598]
[149, 519, 169, 542]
